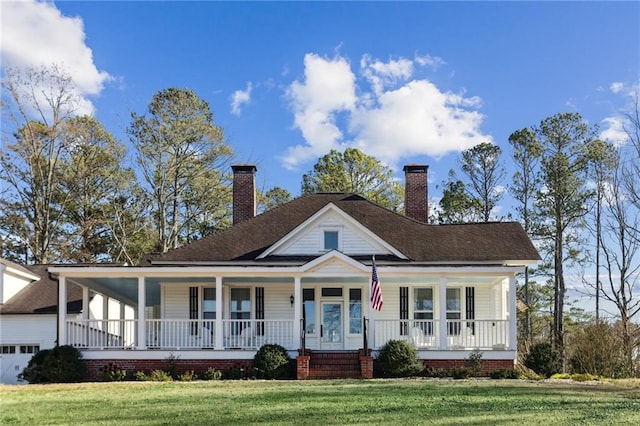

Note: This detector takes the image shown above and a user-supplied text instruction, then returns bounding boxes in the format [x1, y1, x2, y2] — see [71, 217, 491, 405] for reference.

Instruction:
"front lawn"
[1, 379, 639, 425]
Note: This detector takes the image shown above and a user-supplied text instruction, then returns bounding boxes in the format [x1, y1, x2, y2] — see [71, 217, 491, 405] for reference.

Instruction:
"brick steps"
[308, 351, 361, 379]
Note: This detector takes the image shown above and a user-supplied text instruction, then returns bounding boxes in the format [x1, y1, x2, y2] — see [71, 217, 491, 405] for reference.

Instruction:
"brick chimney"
[232, 165, 257, 224]
[404, 165, 429, 222]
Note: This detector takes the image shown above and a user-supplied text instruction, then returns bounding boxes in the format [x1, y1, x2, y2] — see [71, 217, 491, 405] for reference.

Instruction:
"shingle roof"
[146, 193, 540, 265]
[0, 264, 84, 315]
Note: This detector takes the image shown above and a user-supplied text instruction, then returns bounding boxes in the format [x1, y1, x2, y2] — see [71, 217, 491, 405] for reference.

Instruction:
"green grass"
[1, 379, 639, 425]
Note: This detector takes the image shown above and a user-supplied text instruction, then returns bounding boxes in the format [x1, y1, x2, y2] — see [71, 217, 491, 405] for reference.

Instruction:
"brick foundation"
[84, 359, 252, 382]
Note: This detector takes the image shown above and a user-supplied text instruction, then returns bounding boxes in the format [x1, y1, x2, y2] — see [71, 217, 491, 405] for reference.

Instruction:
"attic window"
[323, 230, 339, 250]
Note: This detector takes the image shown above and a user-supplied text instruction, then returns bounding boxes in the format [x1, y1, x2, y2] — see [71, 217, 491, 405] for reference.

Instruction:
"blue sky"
[2, 0, 639, 201]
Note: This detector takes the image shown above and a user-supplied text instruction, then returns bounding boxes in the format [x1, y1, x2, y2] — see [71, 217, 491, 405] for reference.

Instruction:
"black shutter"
[400, 287, 409, 335]
[189, 286, 199, 335]
[465, 287, 475, 335]
[255, 287, 265, 336]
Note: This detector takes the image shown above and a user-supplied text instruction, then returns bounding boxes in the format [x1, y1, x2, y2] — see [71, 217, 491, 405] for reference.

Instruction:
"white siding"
[474, 286, 495, 319]
[278, 213, 384, 256]
[263, 283, 293, 319]
[162, 285, 190, 319]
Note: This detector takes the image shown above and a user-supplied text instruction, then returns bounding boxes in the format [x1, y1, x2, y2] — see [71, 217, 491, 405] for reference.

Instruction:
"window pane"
[414, 288, 433, 311]
[349, 289, 362, 334]
[324, 231, 338, 250]
[203, 287, 216, 319]
[231, 288, 251, 311]
[446, 288, 460, 311]
[303, 289, 316, 334]
[321, 288, 342, 297]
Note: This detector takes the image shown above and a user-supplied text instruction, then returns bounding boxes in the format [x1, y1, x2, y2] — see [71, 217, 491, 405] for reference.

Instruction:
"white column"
[508, 275, 517, 351]
[119, 302, 126, 345]
[293, 277, 301, 349]
[82, 286, 90, 320]
[439, 277, 447, 349]
[215, 276, 224, 349]
[58, 276, 67, 346]
[102, 295, 109, 345]
[82, 286, 90, 346]
[137, 277, 146, 349]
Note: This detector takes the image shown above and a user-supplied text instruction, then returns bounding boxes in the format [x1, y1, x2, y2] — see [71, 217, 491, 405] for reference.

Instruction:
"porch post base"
[359, 348, 373, 379]
[296, 355, 310, 380]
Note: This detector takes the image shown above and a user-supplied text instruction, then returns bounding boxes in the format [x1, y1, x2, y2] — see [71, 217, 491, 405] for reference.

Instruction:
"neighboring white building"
[0, 259, 115, 384]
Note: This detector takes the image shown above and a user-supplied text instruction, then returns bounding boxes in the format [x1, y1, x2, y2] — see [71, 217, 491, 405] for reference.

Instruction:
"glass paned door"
[321, 302, 343, 349]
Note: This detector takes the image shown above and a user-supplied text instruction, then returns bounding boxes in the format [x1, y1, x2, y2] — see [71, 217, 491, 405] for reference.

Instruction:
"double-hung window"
[446, 288, 462, 335]
[230, 288, 251, 335]
[413, 288, 434, 335]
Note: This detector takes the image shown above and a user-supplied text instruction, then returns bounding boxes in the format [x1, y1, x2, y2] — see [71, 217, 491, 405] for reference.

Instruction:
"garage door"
[1, 345, 39, 384]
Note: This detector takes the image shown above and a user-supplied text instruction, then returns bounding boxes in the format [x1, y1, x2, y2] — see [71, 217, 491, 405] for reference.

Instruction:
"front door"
[321, 302, 343, 349]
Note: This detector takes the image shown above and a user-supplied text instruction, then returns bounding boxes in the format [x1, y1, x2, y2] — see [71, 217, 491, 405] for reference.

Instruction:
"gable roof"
[0, 264, 84, 315]
[145, 193, 540, 265]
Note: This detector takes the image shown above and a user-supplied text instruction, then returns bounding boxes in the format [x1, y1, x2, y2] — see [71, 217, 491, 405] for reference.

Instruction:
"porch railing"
[66, 319, 295, 350]
[66, 319, 136, 349]
[222, 319, 294, 350]
[373, 319, 509, 350]
[146, 319, 216, 349]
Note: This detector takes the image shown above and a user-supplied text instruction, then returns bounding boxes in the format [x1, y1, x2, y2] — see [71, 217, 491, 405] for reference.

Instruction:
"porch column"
[82, 286, 90, 320]
[102, 296, 109, 347]
[439, 277, 447, 349]
[137, 277, 146, 349]
[508, 275, 517, 351]
[119, 302, 126, 346]
[293, 277, 301, 349]
[215, 276, 224, 349]
[58, 276, 67, 346]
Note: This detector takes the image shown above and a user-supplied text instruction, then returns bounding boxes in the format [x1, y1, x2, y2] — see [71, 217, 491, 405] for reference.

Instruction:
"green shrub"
[570, 373, 598, 382]
[133, 371, 148, 381]
[376, 340, 424, 378]
[550, 373, 571, 380]
[524, 342, 562, 378]
[147, 369, 173, 381]
[450, 366, 472, 379]
[99, 362, 128, 382]
[178, 370, 196, 381]
[165, 353, 180, 379]
[20, 345, 85, 383]
[428, 368, 450, 378]
[252, 344, 292, 379]
[222, 363, 254, 380]
[18, 349, 52, 383]
[465, 349, 483, 376]
[201, 367, 222, 381]
[489, 368, 519, 379]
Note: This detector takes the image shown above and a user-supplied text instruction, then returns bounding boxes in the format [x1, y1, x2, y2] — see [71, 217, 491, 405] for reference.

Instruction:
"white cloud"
[230, 82, 253, 116]
[282, 53, 491, 170]
[610, 82, 625, 94]
[0, 0, 110, 116]
[282, 53, 357, 168]
[414, 53, 446, 70]
[600, 116, 628, 147]
[360, 55, 413, 96]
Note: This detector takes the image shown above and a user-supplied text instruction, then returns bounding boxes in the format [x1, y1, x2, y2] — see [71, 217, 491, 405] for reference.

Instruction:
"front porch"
[64, 318, 512, 352]
[50, 258, 521, 379]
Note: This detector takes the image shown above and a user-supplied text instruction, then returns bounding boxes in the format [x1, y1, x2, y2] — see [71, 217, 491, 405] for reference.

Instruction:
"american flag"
[370, 256, 383, 311]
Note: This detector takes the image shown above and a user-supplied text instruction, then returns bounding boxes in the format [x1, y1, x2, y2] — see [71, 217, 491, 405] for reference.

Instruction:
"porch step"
[308, 351, 361, 379]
